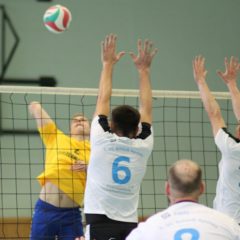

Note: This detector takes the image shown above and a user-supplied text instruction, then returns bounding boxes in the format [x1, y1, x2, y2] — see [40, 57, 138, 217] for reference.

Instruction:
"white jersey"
[213, 128, 240, 223]
[84, 115, 153, 222]
[126, 201, 240, 240]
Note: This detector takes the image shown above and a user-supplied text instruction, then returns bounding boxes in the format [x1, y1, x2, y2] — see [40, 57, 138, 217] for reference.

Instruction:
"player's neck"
[114, 130, 136, 138]
[172, 197, 198, 205]
[71, 134, 89, 141]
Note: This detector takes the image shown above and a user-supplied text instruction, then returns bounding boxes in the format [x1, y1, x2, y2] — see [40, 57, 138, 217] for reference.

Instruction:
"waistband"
[35, 198, 81, 212]
[85, 214, 137, 225]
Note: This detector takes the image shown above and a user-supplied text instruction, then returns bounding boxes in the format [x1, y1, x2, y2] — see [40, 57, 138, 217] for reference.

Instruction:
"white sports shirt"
[213, 128, 240, 223]
[126, 201, 240, 240]
[84, 115, 153, 222]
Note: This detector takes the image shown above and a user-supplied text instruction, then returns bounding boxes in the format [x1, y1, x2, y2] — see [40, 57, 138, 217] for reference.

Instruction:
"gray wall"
[1, 0, 240, 90]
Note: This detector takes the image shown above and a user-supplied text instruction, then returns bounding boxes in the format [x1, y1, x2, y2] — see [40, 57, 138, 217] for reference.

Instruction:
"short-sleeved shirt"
[213, 128, 240, 223]
[37, 122, 90, 206]
[126, 202, 240, 240]
[84, 115, 153, 222]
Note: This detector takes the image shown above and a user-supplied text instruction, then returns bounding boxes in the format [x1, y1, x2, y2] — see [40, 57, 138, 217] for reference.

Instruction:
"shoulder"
[204, 204, 239, 226]
[92, 115, 110, 131]
[143, 209, 169, 225]
[127, 211, 164, 239]
[214, 127, 226, 140]
[38, 122, 57, 133]
[137, 122, 153, 140]
[215, 212, 240, 233]
[215, 128, 239, 142]
[215, 127, 240, 154]
[90, 115, 112, 142]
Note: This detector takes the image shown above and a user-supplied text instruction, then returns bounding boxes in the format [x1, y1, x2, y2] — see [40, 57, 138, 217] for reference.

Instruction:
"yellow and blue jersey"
[37, 122, 90, 206]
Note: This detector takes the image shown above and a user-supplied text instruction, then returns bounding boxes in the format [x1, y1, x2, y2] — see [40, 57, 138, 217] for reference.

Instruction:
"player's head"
[166, 159, 204, 204]
[111, 105, 140, 138]
[70, 113, 90, 138]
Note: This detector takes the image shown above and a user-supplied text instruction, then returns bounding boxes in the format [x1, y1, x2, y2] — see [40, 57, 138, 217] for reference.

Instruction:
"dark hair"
[168, 160, 202, 195]
[111, 105, 140, 138]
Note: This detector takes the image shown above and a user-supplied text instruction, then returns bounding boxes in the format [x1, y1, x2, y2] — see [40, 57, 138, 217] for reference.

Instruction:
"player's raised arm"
[130, 39, 157, 124]
[94, 34, 125, 117]
[193, 55, 225, 136]
[28, 101, 53, 128]
[217, 57, 240, 121]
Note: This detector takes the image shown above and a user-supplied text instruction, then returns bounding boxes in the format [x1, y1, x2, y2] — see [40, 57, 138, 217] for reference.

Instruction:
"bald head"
[168, 160, 203, 198]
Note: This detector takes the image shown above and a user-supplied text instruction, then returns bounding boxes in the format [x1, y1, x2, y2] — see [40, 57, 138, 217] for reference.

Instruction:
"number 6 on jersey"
[112, 156, 131, 184]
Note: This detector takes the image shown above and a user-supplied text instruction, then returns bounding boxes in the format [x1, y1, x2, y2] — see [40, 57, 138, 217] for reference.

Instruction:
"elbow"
[208, 106, 221, 119]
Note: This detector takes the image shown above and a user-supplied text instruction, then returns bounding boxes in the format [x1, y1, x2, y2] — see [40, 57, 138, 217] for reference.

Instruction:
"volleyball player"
[83, 34, 157, 240]
[126, 159, 240, 239]
[193, 55, 240, 224]
[29, 102, 90, 239]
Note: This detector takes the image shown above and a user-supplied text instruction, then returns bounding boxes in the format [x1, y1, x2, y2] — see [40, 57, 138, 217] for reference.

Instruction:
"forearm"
[197, 82, 221, 118]
[196, 81, 226, 136]
[138, 69, 152, 123]
[29, 102, 52, 127]
[95, 63, 114, 116]
[227, 82, 240, 120]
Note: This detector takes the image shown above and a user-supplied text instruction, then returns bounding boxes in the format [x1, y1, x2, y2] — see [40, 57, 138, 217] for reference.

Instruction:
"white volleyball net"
[0, 86, 234, 239]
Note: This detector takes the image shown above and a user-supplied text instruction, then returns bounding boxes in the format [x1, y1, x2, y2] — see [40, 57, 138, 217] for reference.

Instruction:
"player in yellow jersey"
[29, 101, 90, 240]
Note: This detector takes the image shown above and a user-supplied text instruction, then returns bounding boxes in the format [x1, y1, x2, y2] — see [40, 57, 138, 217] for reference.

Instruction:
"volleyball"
[43, 5, 72, 33]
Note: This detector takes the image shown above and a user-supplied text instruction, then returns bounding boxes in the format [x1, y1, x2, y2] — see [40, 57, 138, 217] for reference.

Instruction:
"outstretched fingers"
[150, 47, 158, 59]
[116, 51, 125, 61]
[230, 56, 239, 69]
[129, 51, 137, 61]
[142, 40, 157, 57]
[193, 55, 207, 82]
[217, 56, 240, 84]
[131, 39, 158, 70]
[101, 33, 125, 64]
[224, 57, 229, 71]
[137, 39, 142, 55]
[103, 34, 115, 48]
[217, 70, 224, 79]
[143, 39, 149, 53]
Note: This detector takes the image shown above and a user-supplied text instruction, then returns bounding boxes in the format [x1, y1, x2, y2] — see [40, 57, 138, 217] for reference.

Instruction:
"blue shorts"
[30, 199, 83, 240]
